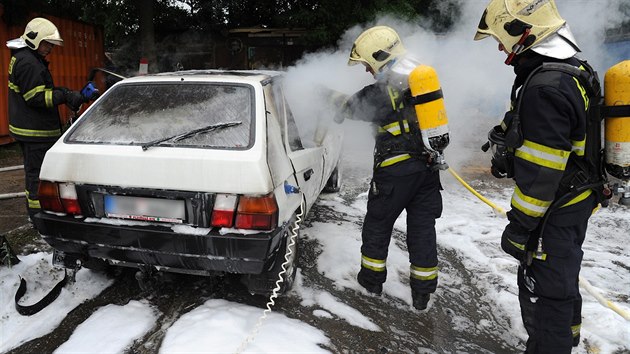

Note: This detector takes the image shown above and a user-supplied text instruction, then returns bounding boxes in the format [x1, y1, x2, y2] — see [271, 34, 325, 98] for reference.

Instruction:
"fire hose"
[447, 168, 506, 217]
[447, 167, 630, 321]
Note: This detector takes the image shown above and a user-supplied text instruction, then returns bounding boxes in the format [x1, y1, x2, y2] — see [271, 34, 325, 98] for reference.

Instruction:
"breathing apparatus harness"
[372, 82, 443, 170]
[483, 59, 612, 264]
[372, 87, 419, 169]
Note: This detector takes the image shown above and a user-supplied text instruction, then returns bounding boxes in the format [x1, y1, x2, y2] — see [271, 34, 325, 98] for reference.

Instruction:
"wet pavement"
[1, 143, 523, 354]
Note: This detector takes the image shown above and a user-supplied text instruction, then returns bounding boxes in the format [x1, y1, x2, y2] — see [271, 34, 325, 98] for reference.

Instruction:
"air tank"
[604, 60, 630, 181]
[408, 64, 450, 153]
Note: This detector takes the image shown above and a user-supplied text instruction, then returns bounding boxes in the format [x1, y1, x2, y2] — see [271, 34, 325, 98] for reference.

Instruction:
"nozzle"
[612, 180, 630, 206]
[433, 153, 449, 171]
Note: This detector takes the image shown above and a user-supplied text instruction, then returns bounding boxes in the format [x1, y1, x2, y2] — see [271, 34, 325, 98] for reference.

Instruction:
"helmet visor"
[348, 44, 362, 66]
[474, 9, 492, 40]
[474, 31, 491, 41]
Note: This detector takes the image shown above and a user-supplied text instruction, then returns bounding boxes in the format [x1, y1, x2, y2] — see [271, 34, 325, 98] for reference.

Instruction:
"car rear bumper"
[33, 212, 286, 275]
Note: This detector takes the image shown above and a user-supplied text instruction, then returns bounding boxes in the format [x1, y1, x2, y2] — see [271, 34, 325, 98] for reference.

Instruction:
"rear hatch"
[40, 77, 275, 228]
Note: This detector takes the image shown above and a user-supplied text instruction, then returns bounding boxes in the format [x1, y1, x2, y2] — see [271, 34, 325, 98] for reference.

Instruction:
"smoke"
[283, 0, 629, 171]
[554, 0, 629, 71]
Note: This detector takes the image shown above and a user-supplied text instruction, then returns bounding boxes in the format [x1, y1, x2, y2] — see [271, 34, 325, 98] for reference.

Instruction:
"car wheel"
[243, 220, 300, 296]
[323, 164, 342, 193]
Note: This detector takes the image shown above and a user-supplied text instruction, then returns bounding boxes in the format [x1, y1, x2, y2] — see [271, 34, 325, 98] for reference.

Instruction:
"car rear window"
[66, 82, 254, 149]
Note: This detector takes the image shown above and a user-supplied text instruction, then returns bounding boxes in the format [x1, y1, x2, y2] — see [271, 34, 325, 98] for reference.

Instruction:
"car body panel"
[40, 143, 274, 195]
[288, 148, 324, 213]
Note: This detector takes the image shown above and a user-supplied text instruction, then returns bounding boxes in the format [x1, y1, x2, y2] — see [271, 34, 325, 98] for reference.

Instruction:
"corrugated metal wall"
[0, 6, 105, 145]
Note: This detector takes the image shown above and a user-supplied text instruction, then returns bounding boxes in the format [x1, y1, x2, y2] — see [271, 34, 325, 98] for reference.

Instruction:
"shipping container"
[0, 6, 105, 145]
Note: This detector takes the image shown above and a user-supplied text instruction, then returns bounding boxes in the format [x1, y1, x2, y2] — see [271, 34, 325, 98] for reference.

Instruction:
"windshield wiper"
[141, 121, 242, 151]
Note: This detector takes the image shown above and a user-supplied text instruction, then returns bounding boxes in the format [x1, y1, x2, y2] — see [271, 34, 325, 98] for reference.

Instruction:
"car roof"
[119, 69, 283, 85]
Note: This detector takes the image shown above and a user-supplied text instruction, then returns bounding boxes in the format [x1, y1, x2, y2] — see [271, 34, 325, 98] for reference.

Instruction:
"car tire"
[322, 164, 342, 193]
[243, 219, 300, 296]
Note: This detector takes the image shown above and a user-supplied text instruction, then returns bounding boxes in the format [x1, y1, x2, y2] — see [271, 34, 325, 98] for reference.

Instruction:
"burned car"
[34, 70, 343, 295]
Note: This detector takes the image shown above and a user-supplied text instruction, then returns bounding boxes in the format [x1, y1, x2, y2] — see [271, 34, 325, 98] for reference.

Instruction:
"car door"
[271, 84, 324, 211]
[318, 118, 344, 191]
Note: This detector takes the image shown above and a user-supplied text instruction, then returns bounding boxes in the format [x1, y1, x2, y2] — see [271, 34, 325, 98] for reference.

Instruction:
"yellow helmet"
[474, 0, 565, 60]
[21, 17, 64, 50]
[348, 26, 406, 73]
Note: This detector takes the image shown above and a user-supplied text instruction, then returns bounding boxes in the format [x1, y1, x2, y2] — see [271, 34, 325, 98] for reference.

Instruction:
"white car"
[34, 70, 343, 295]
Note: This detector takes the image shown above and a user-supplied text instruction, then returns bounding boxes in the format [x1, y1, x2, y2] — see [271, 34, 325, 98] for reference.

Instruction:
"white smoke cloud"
[283, 0, 629, 170]
[554, 0, 629, 71]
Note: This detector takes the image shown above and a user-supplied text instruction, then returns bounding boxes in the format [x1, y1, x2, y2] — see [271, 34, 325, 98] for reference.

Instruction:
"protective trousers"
[358, 163, 442, 295]
[517, 200, 591, 354]
[19, 141, 55, 222]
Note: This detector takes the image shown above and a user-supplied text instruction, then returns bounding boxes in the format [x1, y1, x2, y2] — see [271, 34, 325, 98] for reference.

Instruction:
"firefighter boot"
[412, 291, 430, 310]
[357, 273, 382, 295]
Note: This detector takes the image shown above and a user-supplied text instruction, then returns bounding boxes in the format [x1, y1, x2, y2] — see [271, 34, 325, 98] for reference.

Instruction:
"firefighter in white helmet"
[475, 1, 606, 352]
[336, 26, 444, 311]
[7, 18, 89, 226]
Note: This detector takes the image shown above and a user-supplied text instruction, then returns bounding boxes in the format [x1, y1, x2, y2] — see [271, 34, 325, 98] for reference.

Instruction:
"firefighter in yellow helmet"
[475, 1, 605, 352]
[337, 26, 444, 311]
[7, 18, 89, 225]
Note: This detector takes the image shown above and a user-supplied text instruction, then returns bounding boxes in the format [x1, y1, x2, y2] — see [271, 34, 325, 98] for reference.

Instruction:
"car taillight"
[59, 183, 82, 215]
[235, 193, 278, 230]
[211, 194, 238, 228]
[39, 181, 63, 213]
[38, 181, 82, 215]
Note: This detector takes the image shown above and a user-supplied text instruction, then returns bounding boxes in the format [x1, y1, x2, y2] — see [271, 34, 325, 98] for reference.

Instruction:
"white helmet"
[474, 0, 570, 62]
[348, 26, 406, 73]
[21, 17, 63, 50]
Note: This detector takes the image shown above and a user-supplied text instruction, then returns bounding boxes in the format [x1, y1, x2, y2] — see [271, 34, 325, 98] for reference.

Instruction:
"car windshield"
[66, 82, 254, 149]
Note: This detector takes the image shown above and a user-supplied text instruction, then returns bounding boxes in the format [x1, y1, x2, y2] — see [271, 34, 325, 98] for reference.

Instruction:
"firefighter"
[336, 26, 443, 311]
[7, 18, 87, 225]
[474, 0, 602, 352]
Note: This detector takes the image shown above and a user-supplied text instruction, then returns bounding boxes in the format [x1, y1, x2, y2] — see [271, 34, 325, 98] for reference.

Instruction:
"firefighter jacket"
[344, 76, 426, 169]
[506, 55, 594, 231]
[8, 48, 66, 142]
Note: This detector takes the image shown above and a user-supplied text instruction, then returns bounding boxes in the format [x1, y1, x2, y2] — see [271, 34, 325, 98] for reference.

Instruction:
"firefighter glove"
[64, 90, 86, 112]
[485, 125, 514, 178]
[52, 87, 71, 106]
[501, 222, 530, 263]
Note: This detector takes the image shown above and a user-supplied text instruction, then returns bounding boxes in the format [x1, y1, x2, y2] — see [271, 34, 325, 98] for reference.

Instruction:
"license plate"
[104, 195, 185, 223]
